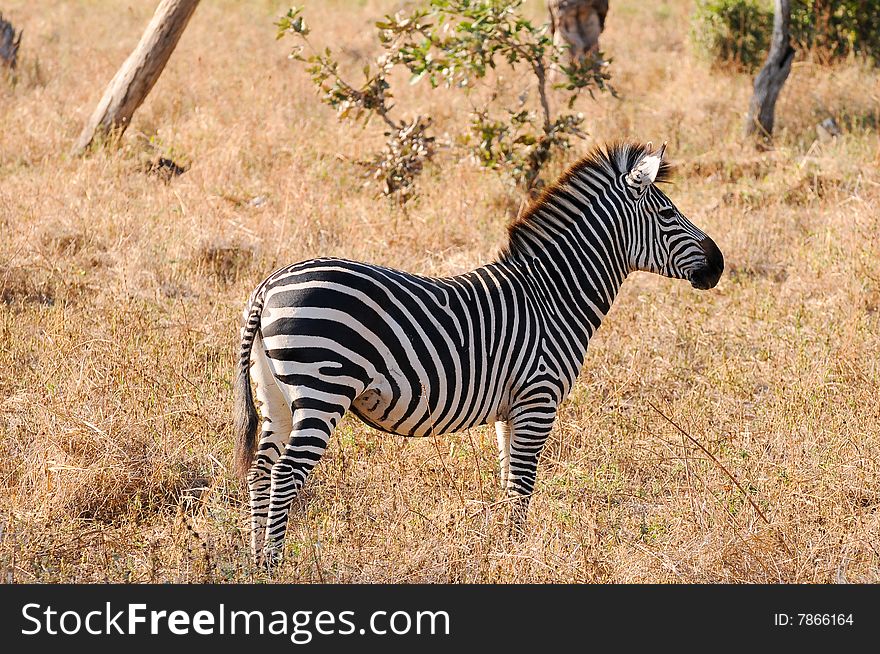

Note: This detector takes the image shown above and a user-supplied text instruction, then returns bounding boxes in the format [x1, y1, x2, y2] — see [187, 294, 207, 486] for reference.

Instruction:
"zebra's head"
[622, 142, 724, 290]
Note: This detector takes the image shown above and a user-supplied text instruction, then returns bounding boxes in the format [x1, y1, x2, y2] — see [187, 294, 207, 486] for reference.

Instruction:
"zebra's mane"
[503, 141, 674, 258]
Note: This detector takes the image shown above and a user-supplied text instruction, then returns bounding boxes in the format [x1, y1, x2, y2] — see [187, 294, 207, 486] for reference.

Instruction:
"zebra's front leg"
[263, 404, 347, 567]
[505, 406, 557, 536]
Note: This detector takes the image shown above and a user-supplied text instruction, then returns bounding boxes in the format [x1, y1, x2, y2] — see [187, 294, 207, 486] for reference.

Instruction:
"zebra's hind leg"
[246, 333, 292, 566]
[494, 420, 511, 491]
[262, 394, 353, 567]
[505, 404, 557, 537]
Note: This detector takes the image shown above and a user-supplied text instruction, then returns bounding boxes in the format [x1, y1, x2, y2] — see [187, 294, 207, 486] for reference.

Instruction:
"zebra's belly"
[349, 377, 499, 437]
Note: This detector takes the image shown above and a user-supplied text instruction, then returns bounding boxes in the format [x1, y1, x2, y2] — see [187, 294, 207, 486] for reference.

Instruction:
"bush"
[798, 1, 880, 63]
[278, 0, 613, 204]
[692, 0, 880, 71]
[691, 0, 772, 71]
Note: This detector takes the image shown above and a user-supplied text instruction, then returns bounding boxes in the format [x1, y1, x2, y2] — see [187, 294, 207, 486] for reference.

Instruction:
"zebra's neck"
[498, 168, 630, 374]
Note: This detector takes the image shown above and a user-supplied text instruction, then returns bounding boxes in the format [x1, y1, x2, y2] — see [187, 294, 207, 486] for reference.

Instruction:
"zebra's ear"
[626, 142, 667, 190]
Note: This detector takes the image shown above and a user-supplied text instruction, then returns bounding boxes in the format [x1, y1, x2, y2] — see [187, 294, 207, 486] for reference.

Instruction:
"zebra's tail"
[233, 293, 265, 482]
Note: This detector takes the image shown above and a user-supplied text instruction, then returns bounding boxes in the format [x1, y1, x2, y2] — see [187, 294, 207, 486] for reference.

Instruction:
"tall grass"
[1, 0, 878, 582]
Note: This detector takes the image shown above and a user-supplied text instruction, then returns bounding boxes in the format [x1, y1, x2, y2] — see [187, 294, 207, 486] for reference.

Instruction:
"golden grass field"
[1, 0, 879, 583]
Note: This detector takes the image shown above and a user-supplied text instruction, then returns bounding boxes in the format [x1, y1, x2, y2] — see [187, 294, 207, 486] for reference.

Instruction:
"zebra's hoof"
[262, 547, 283, 570]
[507, 519, 528, 541]
[252, 550, 282, 570]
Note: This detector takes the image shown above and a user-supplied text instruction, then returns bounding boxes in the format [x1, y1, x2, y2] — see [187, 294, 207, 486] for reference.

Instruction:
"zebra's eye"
[658, 207, 677, 219]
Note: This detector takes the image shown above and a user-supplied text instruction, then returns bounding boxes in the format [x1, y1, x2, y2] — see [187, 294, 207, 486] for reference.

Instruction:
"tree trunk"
[0, 12, 22, 70]
[547, 0, 609, 63]
[744, 0, 795, 141]
[73, 0, 201, 155]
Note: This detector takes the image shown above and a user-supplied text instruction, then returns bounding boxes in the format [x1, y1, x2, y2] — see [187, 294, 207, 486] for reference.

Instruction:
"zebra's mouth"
[689, 236, 724, 290]
[689, 269, 721, 290]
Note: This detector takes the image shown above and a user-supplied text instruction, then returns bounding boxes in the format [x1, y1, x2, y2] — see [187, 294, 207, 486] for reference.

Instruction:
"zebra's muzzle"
[689, 236, 724, 290]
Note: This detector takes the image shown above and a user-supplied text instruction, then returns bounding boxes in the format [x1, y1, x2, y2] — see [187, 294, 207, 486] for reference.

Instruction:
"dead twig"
[647, 401, 795, 561]
[648, 401, 769, 525]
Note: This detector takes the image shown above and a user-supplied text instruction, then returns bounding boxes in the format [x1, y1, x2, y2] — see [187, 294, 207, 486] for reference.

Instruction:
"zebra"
[233, 141, 723, 567]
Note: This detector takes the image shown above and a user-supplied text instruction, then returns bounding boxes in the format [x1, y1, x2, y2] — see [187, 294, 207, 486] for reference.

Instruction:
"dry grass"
[1, 0, 879, 583]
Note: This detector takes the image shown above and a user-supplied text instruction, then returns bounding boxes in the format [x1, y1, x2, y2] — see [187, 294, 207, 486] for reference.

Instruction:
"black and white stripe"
[233, 142, 724, 566]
